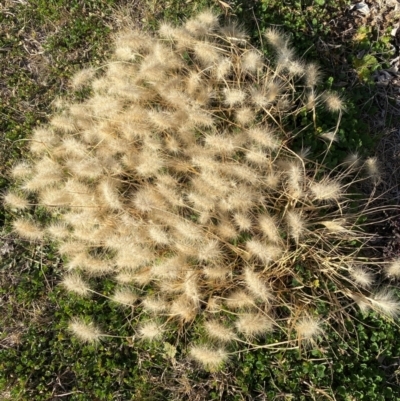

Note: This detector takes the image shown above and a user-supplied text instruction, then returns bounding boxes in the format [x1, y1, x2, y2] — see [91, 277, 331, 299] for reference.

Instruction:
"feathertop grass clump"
[6, 10, 399, 369]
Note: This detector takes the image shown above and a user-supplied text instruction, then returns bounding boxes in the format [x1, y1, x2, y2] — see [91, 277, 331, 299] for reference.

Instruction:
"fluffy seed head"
[204, 321, 237, 343]
[310, 178, 342, 202]
[385, 260, 400, 278]
[225, 290, 255, 310]
[193, 41, 220, 65]
[365, 157, 380, 183]
[189, 346, 228, 370]
[370, 290, 400, 318]
[112, 288, 139, 306]
[235, 313, 273, 337]
[68, 317, 103, 343]
[3, 192, 29, 210]
[295, 315, 323, 341]
[71, 68, 96, 90]
[244, 268, 274, 301]
[305, 63, 322, 87]
[241, 50, 263, 73]
[11, 162, 32, 179]
[62, 273, 91, 296]
[138, 322, 164, 340]
[13, 219, 43, 241]
[349, 267, 374, 288]
[246, 240, 282, 264]
[286, 210, 305, 244]
[264, 28, 286, 48]
[323, 92, 344, 112]
[223, 88, 246, 107]
[258, 214, 281, 244]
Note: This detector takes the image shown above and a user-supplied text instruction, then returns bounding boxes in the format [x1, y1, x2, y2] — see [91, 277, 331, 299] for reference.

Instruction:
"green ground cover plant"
[1, 1, 400, 400]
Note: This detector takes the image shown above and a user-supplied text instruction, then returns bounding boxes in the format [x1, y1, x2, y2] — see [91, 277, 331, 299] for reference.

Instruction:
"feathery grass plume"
[305, 63, 322, 87]
[197, 240, 222, 262]
[66, 158, 103, 180]
[244, 267, 274, 301]
[385, 259, 400, 278]
[204, 320, 237, 343]
[365, 157, 381, 184]
[258, 214, 281, 244]
[151, 255, 188, 280]
[68, 317, 103, 343]
[295, 315, 323, 342]
[59, 137, 88, 158]
[320, 131, 338, 143]
[223, 88, 246, 107]
[235, 313, 273, 337]
[47, 222, 70, 239]
[225, 290, 255, 310]
[344, 152, 361, 167]
[193, 41, 220, 66]
[3, 192, 29, 210]
[204, 133, 238, 155]
[11, 162, 32, 179]
[142, 296, 168, 313]
[184, 270, 201, 306]
[170, 295, 198, 322]
[310, 178, 342, 202]
[276, 45, 295, 69]
[58, 241, 87, 257]
[370, 290, 400, 318]
[195, 9, 219, 30]
[320, 219, 348, 233]
[323, 91, 344, 113]
[203, 265, 230, 281]
[246, 240, 282, 265]
[62, 273, 91, 296]
[227, 163, 262, 185]
[136, 150, 164, 178]
[148, 225, 170, 245]
[245, 147, 269, 166]
[264, 27, 286, 49]
[50, 114, 75, 133]
[220, 21, 248, 41]
[247, 126, 280, 149]
[70, 67, 96, 90]
[185, 18, 209, 37]
[249, 87, 270, 108]
[214, 57, 232, 80]
[287, 59, 305, 76]
[174, 219, 203, 242]
[133, 186, 166, 213]
[111, 288, 138, 306]
[215, 219, 237, 240]
[233, 213, 253, 232]
[30, 127, 59, 154]
[242, 50, 263, 73]
[40, 188, 73, 208]
[138, 322, 164, 340]
[286, 210, 305, 244]
[13, 218, 43, 241]
[189, 346, 228, 370]
[349, 292, 371, 313]
[235, 107, 255, 125]
[285, 161, 303, 199]
[265, 80, 283, 103]
[223, 186, 256, 211]
[349, 267, 374, 288]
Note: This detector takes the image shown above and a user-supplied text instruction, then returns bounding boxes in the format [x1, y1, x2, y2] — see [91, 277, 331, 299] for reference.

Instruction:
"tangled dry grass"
[5, 10, 400, 370]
